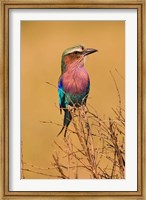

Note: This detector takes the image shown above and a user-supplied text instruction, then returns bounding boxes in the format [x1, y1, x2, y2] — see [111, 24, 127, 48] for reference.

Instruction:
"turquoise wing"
[58, 77, 65, 112]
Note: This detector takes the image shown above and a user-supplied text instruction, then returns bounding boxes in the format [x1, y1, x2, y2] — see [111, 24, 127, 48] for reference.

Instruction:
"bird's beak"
[83, 48, 98, 56]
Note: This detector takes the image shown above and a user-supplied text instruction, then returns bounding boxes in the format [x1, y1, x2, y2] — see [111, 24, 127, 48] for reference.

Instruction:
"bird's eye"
[74, 51, 78, 55]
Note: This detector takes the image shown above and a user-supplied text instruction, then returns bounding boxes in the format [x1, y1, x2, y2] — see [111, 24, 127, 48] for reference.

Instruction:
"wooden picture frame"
[0, 0, 145, 199]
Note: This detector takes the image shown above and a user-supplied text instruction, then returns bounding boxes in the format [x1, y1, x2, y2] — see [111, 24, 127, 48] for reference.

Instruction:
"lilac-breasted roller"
[58, 45, 97, 137]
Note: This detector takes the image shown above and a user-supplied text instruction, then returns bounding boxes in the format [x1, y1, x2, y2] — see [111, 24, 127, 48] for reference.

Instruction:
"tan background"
[21, 21, 125, 178]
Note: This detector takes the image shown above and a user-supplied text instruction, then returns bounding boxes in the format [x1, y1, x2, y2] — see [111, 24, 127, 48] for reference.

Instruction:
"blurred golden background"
[21, 21, 125, 178]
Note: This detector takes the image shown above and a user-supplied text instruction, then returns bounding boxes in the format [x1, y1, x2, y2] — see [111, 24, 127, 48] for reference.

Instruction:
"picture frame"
[0, 0, 145, 199]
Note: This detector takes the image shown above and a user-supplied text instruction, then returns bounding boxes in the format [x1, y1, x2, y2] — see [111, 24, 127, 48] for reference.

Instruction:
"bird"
[58, 45, 97, 137]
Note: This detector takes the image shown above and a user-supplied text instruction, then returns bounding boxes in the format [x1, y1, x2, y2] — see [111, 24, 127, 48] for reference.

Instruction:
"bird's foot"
[79, 105, 87, 118]
[67, 105, 76, 115]
[82, 105, 87, 113]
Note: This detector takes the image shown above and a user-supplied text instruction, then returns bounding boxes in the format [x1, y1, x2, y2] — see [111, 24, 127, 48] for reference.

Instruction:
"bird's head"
[61, 45, 97, 73]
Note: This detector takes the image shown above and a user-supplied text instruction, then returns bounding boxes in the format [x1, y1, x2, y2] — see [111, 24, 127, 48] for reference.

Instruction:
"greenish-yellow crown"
[62, 45, 85, 57]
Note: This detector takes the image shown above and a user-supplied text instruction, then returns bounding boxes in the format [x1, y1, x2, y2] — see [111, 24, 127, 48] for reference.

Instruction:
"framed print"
[0, 0, 145, 199]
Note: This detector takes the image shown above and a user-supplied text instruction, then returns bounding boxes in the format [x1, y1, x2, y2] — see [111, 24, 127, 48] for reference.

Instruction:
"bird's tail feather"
[64, 110, 72, 128]
[57, 126, 65, 137]
[57, 125, 68, 137]
[57, 110, 72, 137]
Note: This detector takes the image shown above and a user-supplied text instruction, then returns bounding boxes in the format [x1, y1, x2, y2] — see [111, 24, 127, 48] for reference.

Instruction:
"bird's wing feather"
[58, 76, 65, 113]
[83, 80, 90, 104]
